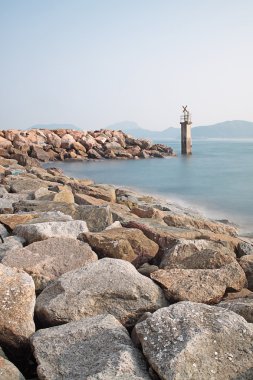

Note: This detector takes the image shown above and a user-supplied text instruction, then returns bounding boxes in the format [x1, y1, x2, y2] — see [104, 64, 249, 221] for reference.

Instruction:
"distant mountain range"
[106, 120, 253, 139]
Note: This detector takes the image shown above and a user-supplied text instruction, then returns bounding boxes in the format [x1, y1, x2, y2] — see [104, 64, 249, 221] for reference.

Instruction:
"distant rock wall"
[0, 128, 175, 164]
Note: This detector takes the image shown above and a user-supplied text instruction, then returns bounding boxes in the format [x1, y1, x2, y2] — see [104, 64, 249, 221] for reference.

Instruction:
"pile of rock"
[0, 128, 175, 163]
[0, 149, 253, 379]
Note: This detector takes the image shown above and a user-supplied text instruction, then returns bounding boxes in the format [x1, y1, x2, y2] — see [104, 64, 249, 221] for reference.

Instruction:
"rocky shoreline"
[1, 129, 253, 379]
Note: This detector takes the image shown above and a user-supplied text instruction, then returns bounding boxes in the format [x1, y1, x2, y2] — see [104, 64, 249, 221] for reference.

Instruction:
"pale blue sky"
[1, 0, 253, 130]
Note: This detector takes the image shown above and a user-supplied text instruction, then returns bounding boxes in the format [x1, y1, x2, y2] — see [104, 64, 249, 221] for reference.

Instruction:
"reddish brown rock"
[81, 227, 159, 267]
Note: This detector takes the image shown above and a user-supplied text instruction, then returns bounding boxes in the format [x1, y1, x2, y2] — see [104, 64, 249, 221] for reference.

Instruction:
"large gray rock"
[135, 302, 253, 380]
[218, 298, 253, 323]
[14, 220, 88, 244]
[31, 314, 150, 380]
[75, 205, 113, 232]
[0, 264, 35, 351]
[0, 236, 25, 261]
[0, 347, 25, 380]
[2, 237, 97, 292]
[35, 258, 167, 328]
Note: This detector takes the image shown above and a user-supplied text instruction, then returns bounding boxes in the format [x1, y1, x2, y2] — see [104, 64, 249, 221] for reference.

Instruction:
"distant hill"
[106, 121, 179, 139]
[30, 123, 83, 131]
[107, 120, 253, 140]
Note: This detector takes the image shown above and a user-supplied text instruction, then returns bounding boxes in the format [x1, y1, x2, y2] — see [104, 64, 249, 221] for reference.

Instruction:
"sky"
[0, 0, 253, 131]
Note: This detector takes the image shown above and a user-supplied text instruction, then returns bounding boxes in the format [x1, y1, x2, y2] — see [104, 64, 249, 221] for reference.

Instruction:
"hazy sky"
[1, 0, 253, 130]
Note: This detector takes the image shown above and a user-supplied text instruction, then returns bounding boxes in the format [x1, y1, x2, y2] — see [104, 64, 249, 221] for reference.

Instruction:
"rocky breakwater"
[0, 128, 175, 164]
[0, 157, 253, 379]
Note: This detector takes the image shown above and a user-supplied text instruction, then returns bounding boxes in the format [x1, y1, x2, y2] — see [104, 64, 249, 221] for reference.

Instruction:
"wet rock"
[218, 298, 253, 322]
[0, 347, 25, 380]
[31, 314, 150, 380]
[135, 301, 253, 380]
[2, 237, 97, 292]
[239, 255, 253, 290]
[75, 205, 113, 232]
[0, 264, 35, 351]
[14, 220, 88, 244]
[35, 258, 167, 328]
[80, 227, 159, 267]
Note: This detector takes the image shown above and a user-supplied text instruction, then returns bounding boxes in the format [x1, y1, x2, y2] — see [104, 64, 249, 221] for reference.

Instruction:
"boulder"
[237, 240, 253, 257]
[239, 255, 253, 290]
[135, 302, 253, 380]
[0, 186, 8, 197]
[35, 258, 167, 328]
[0, 264, 35, 351]
[80, 227, 159, 267]
[160, 238, 236, 268]
[0, 224, 9, 239]
[22, 211, 73, 224]
[151, 259, 246, 304]
[2, 237, 97, 292]
[74, 192, 107, 206]
[0, 136, 12, 149]
[13, 200, 76, 217]
[7, 177, 49, 194]
[0, 347, 25, 380]
[31, 314, 150, 380]
[87, 148, 103, 159]
[30, 145, 51, 162]
[122, 218, 240, 250]
[61, 133, 76, 149]
[75, 205, 113, 232]
[14, 220, 88, 244]
[0, 213, 37, 230]
[163, 212, 237, 236]
[46, 132, 61, 148]
[0, 236, 25, 261]
[70, 183, 116, 202]
[218, 298, 253, 323]
[0, 199, 13, 214]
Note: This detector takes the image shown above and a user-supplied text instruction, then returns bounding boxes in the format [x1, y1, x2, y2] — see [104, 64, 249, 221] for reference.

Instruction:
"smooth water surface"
[45, 139, 253, 235]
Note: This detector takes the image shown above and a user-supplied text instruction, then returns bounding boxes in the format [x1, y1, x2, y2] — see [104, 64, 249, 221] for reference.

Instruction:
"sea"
[45, 139, 253, 237]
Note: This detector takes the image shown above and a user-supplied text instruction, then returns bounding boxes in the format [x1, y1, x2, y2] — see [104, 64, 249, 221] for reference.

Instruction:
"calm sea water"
[45, 139, 253, 236]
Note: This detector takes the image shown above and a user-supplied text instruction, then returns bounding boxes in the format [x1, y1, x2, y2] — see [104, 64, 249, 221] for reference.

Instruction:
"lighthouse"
[180, 105, 192, 155]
